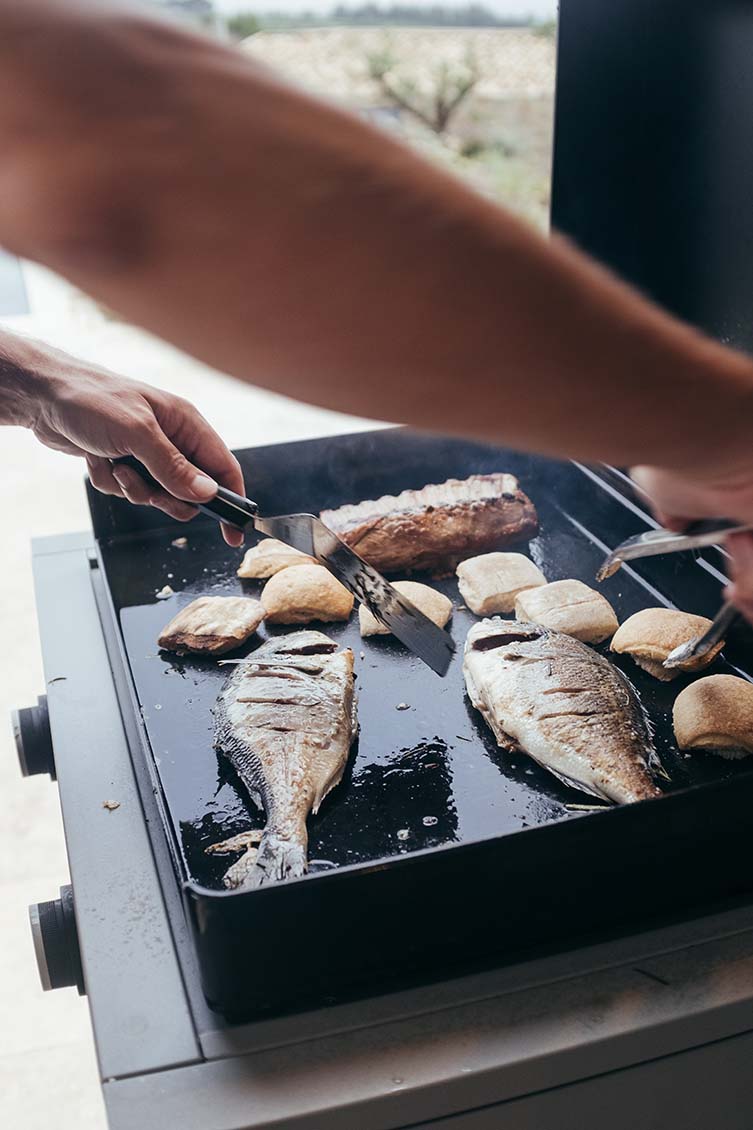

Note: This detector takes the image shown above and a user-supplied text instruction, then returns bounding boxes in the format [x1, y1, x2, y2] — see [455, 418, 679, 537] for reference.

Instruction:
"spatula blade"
[257, 513, 455, 676]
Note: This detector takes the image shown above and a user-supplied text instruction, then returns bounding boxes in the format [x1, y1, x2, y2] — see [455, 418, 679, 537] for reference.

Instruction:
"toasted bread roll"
[515, 579, 618, 644]
[158, 596, 265, 655]
[673, 675, 753, 758]
[359, 580, 453, 638]
[237, 538, 316, 579]
[610, 608, 723, 681]
[456, 552, 546, 615]
[261, 564, 354, 624]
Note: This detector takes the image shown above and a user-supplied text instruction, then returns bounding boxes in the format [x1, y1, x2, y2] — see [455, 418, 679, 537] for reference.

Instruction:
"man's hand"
[632, 465, 753, 625]
[2, 331, 244, 546]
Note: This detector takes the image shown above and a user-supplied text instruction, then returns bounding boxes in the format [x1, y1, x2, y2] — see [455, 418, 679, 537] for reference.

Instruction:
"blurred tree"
[227, 12, 262, 38]
[333, 4, 513, 26]
[367, 44, 480, 137]
[533, 18, 557, 38]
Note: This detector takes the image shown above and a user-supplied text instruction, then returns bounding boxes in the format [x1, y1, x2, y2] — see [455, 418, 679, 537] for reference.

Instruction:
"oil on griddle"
[107, 457, 752, 892]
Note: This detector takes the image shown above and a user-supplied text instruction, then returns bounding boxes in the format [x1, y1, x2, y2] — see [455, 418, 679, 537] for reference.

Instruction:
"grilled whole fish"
[213, 631, 357, 888]
[463, 620, 660, 804]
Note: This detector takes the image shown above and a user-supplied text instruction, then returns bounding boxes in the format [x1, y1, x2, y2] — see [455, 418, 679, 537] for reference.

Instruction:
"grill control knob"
[28, 886, 85, 995]
[11, 694, 56, 780]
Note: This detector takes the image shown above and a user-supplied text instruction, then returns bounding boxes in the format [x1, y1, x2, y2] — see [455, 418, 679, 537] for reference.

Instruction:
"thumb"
[132, 429, 218, 503]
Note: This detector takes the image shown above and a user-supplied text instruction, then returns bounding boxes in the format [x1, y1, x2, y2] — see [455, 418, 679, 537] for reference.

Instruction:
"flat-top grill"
[83, 428, 753, 1021]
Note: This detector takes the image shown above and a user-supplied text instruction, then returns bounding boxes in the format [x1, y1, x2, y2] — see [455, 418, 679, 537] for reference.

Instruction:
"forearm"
[1, 1, 751, 475]
[0, 329, 56, 427]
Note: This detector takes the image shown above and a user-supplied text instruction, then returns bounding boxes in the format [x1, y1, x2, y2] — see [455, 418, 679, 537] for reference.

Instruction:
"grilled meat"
[463, 619, 660, 804]
[320, 473, 538, 574]
[213, 631, 357, 887]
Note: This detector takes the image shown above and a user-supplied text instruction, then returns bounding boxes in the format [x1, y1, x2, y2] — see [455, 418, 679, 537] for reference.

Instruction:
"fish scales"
[463, 619, 660, 804]
[213, 631, 357, 888]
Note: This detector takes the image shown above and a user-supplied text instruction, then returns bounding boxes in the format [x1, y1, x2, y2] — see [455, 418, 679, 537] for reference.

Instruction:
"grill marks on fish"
[213, 631, 357, 888]
[464, 619, 661, 804]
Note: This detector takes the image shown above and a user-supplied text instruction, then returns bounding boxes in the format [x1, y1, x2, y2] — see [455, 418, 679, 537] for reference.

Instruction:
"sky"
[213, 0, 557, 16]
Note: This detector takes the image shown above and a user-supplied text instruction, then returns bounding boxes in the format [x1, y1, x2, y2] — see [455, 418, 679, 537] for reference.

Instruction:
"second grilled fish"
[463, 619, 660, 804]
[213, 631, 357, 888]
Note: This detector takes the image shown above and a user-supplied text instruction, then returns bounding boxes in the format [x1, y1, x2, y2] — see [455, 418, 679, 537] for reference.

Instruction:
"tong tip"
[595, 556, 622, 582]
[662, 642, 697, 670]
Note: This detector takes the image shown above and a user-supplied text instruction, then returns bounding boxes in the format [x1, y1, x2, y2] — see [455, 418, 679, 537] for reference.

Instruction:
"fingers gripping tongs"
[596, 519, 753, 672]
[112, 455, 455, 677]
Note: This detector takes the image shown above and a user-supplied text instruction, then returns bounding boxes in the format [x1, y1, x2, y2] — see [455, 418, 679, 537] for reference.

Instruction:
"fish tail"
[223, 827, 307, 890]
[251, 832, 307, 887]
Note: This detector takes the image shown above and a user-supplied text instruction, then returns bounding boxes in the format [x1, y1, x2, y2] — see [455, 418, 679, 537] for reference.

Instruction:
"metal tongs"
[597, 519, 752, 671]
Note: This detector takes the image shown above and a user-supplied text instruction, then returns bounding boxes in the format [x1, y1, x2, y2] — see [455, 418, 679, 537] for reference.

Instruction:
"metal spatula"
[111, 456, 455, 676]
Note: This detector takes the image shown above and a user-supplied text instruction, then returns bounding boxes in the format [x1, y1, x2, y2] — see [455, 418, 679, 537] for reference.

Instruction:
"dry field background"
[245, 26, 557, 227]
[243, 27, 556, 102]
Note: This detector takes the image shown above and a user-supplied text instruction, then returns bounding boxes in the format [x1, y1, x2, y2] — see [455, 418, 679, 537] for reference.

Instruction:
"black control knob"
[11, 695, 56, 780]
[28, 886, 85, 995]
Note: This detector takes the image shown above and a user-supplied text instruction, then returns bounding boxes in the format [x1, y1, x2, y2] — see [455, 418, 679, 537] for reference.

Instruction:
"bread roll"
[515, 579, 618, 644]
[359, 580, 452, 638]
[237, 538, 315, 579]
[610, 608, 723, 681]
[673, 675, 753, 758]
[158, 595, 265, 655]
[261, 564, 353, 624]
[456, 552, 546, 615]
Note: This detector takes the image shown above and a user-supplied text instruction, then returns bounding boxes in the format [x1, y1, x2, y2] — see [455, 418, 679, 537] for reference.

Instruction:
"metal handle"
[111, 456, 257, 530]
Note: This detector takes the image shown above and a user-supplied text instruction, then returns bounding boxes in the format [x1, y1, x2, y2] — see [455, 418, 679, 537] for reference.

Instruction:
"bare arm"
[1, 0, 751, 480]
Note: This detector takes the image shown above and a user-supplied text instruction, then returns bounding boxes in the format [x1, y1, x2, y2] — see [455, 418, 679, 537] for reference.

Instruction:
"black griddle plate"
[90, 430, 753, 1020]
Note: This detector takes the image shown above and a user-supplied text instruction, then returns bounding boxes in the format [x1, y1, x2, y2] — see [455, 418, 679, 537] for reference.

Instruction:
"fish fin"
[224, 831, 307, 889]
[535, 760, 616, 804]
[206, 830, 263, 855]
[311, 758, 349, 815]
[565, 803, 610, 812]
[647, 746, 671, 781]
[221, 847, 259, 888]
[495, 729, 521, 754]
